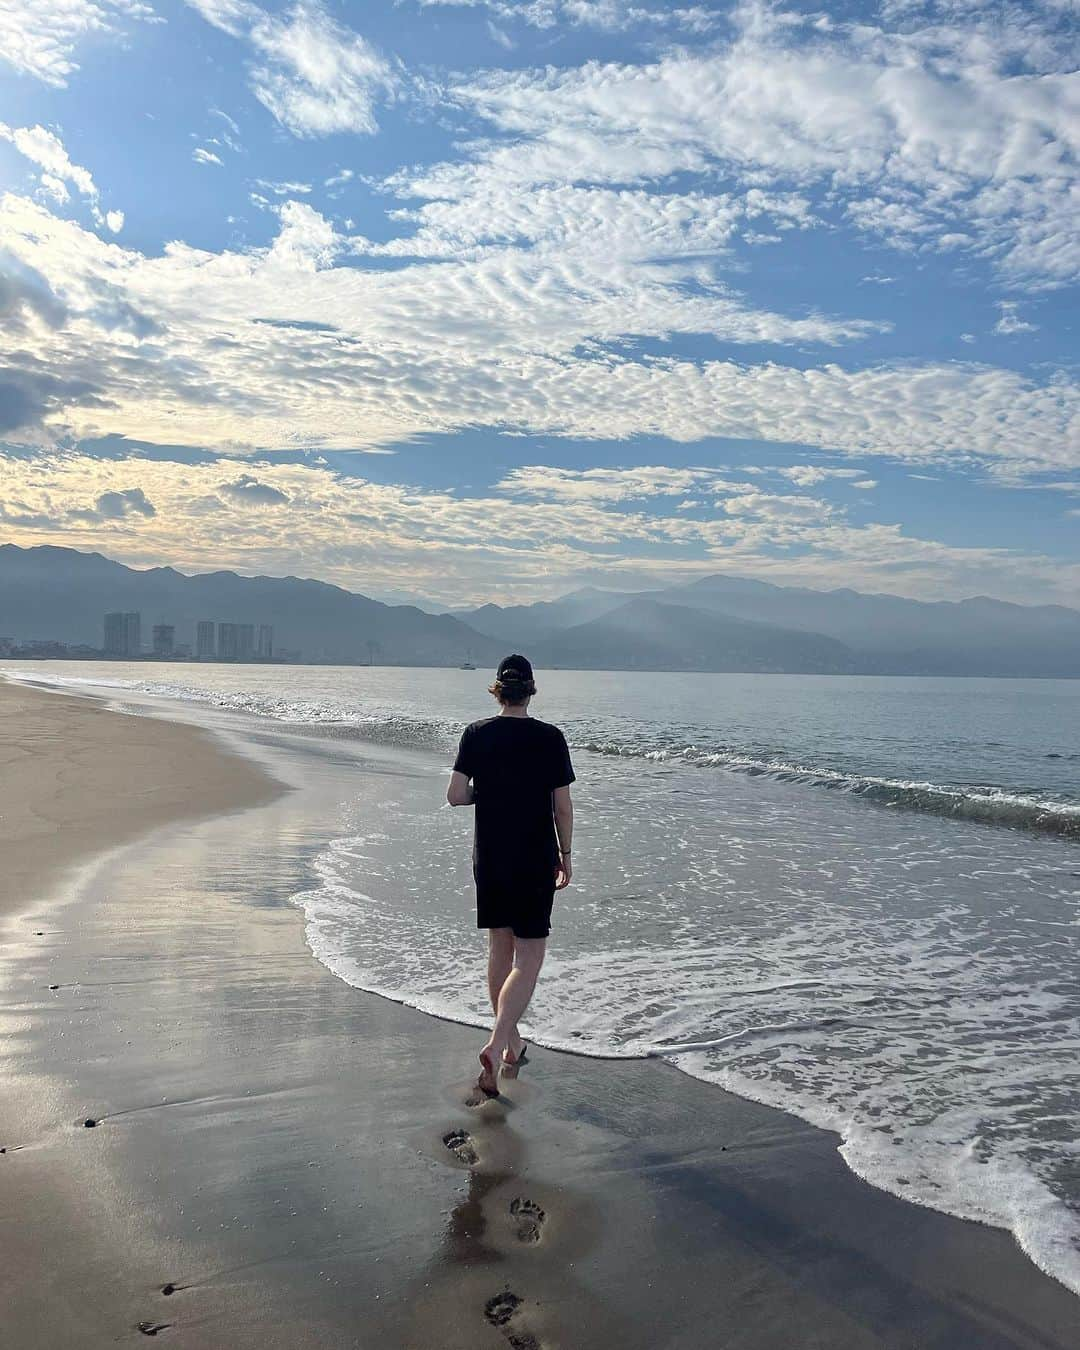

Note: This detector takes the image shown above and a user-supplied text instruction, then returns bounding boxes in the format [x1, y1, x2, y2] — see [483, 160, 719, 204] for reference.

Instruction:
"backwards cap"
[496, 653, 534, 683]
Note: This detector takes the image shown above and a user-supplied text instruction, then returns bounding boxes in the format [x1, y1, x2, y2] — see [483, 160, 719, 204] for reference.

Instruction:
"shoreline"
[7, 660, 1077, 847]
[1, 678, 1077, 1348]
[7, 656, 1080, 680]
[0, 678, 284, 926]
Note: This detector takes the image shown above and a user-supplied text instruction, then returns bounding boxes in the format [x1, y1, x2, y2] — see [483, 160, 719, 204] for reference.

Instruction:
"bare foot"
[477, 1046, 500, 1097]
[502, 1034, 527, 1067]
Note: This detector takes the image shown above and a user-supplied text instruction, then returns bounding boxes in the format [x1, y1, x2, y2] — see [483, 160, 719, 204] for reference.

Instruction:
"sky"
[0, 0, 1077, 609]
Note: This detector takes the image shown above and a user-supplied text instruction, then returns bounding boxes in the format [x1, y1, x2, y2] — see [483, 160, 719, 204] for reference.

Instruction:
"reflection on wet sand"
[403, 1071, 633, 1350]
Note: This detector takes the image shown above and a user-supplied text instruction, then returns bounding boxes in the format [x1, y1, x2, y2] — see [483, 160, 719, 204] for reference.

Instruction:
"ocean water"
[6, 662, 1080, 1295]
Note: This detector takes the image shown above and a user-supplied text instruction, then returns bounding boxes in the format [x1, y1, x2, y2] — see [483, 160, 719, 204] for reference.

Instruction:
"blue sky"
[0, 0, 1077, 607]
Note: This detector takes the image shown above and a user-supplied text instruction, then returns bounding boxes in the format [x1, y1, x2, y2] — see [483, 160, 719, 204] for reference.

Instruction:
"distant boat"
[460, 658, 476, 670]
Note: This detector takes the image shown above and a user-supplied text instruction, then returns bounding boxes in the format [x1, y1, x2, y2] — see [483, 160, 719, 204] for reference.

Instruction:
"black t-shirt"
[453, 716, 575, 890]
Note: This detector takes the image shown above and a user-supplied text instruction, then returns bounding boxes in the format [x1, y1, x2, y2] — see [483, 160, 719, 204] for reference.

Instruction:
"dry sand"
[0, 677, 1077, 1349]
[0, 679, 280, 923]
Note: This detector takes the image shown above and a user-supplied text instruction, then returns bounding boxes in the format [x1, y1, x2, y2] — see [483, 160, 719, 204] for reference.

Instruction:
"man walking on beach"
[447, 655, 575, 1098]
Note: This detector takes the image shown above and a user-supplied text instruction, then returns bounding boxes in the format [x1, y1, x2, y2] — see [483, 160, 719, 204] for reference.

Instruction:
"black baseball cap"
[497, 654, 534, 682]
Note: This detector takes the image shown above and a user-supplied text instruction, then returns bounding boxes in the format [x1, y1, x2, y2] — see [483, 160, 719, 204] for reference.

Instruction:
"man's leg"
[479, 938, 546, 1089]
[486, 928, 524, 1061]
[487, 928, 514, 1012]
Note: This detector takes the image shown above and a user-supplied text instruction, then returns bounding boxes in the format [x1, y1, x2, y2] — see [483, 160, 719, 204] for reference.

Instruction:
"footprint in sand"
[137, 1320, 170, 1336]
[508, 1197, 546, 1244]
[465, 1084, 498, 1109]
[484, 1291, 522, 1328]
[483, 1291, 541, 1349]
[442, 1128, 479, 1166]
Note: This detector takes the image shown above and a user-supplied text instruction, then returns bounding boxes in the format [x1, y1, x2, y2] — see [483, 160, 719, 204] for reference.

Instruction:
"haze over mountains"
[1, 544, 1078, 677]
[455, 575, 1080, 678]
[0, 545, 503, 667]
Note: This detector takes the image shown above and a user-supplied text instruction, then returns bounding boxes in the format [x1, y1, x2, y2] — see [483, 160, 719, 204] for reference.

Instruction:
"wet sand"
[0, 678, 1077, 1349]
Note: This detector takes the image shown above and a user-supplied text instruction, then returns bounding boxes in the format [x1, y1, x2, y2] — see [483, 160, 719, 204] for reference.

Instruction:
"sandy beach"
[0, 680, 282, 924]
[1, 677, 1077, 1350]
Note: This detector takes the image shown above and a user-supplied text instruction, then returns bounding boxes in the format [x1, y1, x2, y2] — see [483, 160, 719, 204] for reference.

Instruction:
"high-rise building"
[104, 611, 141, 657]
[216, 622, 259, 661]
[257, 624, 273, 659]
[217, 622, 239, 661]
[196, 620, 216, 660]
[152, 624, 175, 657]
[104, 612, 123, 655]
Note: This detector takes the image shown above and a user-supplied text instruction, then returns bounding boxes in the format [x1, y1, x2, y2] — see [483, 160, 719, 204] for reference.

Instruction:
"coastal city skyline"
[1, 610, 281, 662]
[1, 539, 1076, 675]
[103, 612, 275, 661]
[0, 1, 1077, 610]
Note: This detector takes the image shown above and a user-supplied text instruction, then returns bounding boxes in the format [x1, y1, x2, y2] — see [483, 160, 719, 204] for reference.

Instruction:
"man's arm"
[446, 770, 475, 807]
[553, 783, 573, 888]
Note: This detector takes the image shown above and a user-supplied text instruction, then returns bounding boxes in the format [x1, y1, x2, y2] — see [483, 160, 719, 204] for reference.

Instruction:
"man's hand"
[553, 785, 573, 889]
[446, 770, 475, 807]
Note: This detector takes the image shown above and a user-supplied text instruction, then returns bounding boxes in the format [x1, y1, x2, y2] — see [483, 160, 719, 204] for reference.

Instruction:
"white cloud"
[0, 123, 124, 234]
[416, 0, 716, 33]
[184, 0, 255, 35]
[0, 123, 98, 198]
[775, 465, 865, 488]
[496, 465, 750, 502]
[3, 448, 1078, 607]
[37, 175, 70, 205]
[266, 200, 340, 270]
[356, 155, 853, 356]
[187, 0, 395, 138]
[192, 147, 224, 166]
[994, 300, 1039, 335]
[211, 107, 242, 136]
[442, 0, 1080, 286]
[720, 490, 835, 523]
[0, 0, 158, 87]
[254, 178, 312, 195]
[365, 175, 818, 271]
[0, 194, 1076, 477]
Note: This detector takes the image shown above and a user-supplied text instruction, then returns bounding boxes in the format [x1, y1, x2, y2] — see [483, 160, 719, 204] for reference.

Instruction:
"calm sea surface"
[7, 662, 1080, 1294]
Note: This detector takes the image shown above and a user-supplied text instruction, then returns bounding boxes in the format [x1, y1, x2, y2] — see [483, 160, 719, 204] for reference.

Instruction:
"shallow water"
[9, 662, 1077, 834]
[6, 661, 1080, 1295]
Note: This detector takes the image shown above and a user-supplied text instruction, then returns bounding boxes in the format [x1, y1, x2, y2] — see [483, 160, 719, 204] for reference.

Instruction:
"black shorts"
[475, 881, 555, 940]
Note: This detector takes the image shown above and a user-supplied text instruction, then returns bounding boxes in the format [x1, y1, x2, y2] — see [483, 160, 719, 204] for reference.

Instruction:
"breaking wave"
[581, 741, 1080, 839]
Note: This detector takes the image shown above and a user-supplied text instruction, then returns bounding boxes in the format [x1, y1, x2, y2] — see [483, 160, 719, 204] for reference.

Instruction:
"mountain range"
[0, 544, 503, 667]
[1, 544, 1077, 677]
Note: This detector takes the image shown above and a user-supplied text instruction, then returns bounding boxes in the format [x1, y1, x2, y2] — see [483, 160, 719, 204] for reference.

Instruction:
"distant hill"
[2, 545, 1077, 675]
[660, 574, 1080, 677]
[533, 597, 858, 674]
[439, 571, 1080, 677]
[455, 586, 636, 642]
[0, 545, 501, 666]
